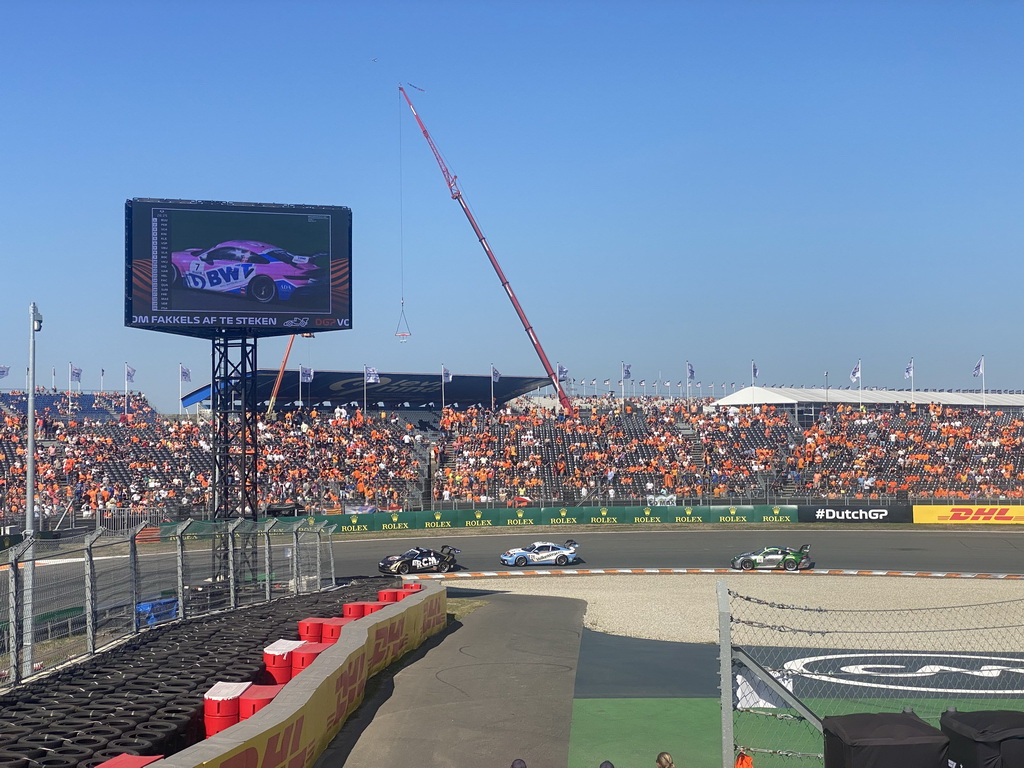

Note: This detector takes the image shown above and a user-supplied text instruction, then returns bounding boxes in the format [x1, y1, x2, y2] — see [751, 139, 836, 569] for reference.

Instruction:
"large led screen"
[125, 199, 352, 339]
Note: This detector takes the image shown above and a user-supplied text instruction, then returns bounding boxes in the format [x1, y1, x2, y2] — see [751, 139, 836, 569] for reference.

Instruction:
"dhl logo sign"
[368, 617, 409, 675]
[327, 650, 367, 730]
[914, 506, 1024, 524]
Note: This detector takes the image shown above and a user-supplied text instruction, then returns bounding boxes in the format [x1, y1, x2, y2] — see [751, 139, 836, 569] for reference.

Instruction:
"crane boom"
[398, 86, 572, 413]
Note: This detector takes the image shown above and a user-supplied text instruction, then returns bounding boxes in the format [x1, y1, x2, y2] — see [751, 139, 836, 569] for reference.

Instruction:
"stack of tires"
[0, 577, 396, 764]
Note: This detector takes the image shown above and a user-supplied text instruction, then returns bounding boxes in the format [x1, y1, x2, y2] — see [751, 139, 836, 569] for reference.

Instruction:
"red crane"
[398, 86, 573, 414]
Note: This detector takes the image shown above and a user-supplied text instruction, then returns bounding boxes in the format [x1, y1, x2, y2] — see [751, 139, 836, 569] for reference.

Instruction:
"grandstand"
[4, 384, 1024, 529]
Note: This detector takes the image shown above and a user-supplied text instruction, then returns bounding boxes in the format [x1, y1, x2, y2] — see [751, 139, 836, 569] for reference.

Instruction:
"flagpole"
[982, 356, 987, 411]
[51, 367, 55, 390]
[490, 364, 495, 411]
[124, 363, 128, 415]
[297, 366, 302, 409]
[178, 363, 182, 416]
[620, 362, 624, 402]
[858, 359, 863, 408]
[825, 371, 829, 408]
[363, 365, 367, 414]
[685, 360, 690, 402]
[67, 362, 71, 413]
[441, 364, 446, 410]
[910, 360, 915, 405]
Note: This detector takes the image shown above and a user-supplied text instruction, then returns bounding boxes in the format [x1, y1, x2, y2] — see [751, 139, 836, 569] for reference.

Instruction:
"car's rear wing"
[799, 544, 811, 554]
[565, 539, 579, 549]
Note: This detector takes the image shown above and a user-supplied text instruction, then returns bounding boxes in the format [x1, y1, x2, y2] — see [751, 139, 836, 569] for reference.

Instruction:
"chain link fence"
[719, 580, 1024, 768]
[2, 517, 336, 689]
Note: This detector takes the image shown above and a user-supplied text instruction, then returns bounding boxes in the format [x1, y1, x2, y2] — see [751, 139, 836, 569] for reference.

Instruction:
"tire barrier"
[0, 577, 413, 767]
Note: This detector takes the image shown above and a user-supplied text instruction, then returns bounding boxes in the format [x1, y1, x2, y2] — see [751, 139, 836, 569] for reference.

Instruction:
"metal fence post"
[291, 526, 300, 595]
[718, 580, 734, 768]
[263, 519, 277, 602]
[7, 538, 32, 685]
[325, 524, 337, 588]
[227, 518, 244, 609]
[175, 520, 193, 621]
[129, 523, 147, 633]
[84, 528, 105, 653]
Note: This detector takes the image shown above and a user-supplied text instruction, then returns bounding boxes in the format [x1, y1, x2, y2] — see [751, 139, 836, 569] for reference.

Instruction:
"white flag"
[973, 357, 984, 377]
[622, 363, 632, 380]
[491, 366, 501, 383]
[442, 366, 453, 383]
[300, 366, 314, 384]
[0, 366, 9, 380]
[365, 366, 380, 384]
[180, 365, 191, 383]
[71, 365, 82, 383]
[125, 365, 136, 383]
[904, 359, 914, 380]
[850, 360, 861, 383]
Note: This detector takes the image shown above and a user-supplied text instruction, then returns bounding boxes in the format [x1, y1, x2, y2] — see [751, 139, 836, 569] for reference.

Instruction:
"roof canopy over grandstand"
[717, 386, 1024, 408]
[181, 369, 551, 410]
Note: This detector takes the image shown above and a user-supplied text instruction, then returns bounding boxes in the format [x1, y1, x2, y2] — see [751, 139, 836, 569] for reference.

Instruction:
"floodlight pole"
[23, 302, 42, 678]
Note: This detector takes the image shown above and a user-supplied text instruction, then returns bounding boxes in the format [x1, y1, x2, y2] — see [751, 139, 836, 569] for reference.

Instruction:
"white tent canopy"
[714, 386, 1024, 408]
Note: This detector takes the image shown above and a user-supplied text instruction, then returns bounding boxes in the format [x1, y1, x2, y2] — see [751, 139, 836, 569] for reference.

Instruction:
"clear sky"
[2, 1, 1022, 413]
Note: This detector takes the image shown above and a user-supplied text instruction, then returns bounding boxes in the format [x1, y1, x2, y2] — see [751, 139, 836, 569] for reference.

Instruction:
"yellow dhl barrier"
[913, 505, 1024, 524]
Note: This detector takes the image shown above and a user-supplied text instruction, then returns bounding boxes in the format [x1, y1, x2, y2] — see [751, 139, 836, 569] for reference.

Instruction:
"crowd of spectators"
[3, 388, 1024, 527]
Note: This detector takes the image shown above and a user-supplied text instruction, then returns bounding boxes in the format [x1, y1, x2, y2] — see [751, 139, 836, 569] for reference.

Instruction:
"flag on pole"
[365, 367, 380, 384]
[71, 365, 82, 383]
[904, 359, 914, 379]
[180, 365, 191, 383]
[664, 380, 671, 387]
[686, 362, 695, 381]
[300, 366, 314, 384]
[973, 357, 984, 377]
[622, 364, 632, 380]
[638, 379, 646, 387]
[751, 362, 759, 380]
[603, 379, 610, 386]
[101, 368, 105, 377]
[850, 360, 861, 383]
[125, 365, 136, 383]
[696, 381, 702, 389]
[442, 366, 453, 383]
[591, 379, 596, 386]
[556, 364, 569, 382]
[491, 366, 501, 383]
[0, 366, 8, 379]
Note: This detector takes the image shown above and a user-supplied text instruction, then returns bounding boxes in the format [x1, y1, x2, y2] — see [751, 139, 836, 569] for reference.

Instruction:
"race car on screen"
[731, 545, 812, 571]
[171, 240, 326, 303]
[378, 545, 460, 575]
[500, 540, 580, 568]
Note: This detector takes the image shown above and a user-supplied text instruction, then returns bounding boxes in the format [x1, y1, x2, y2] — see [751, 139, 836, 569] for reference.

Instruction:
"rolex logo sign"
[474, 510, 483, 519]
[560, 509, 568, 517]
[350, 515, 359, 524]
[391, 513, 400, 522]
[434, 511, 442, 520]
[600, 508, 608, 516]
[644, 508, 652, 516]
[516, 509, 524, 518]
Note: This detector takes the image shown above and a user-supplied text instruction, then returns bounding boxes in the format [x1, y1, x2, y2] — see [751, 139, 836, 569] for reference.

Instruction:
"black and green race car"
[730, 544, 813, 571]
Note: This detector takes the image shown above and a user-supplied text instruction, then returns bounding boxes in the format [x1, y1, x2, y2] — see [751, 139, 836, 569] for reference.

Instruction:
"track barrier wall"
[154, 582, 447, 768]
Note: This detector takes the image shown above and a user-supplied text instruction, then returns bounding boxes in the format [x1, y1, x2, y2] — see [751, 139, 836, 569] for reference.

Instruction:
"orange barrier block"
[401, 582, 423, 591]
[291, 642, 332, 676]
[239, 684, 286, 719]
[262, 639, 307, 685]
[378, 589, 405, 603]
[94, 757, 165, 768]
[297, 618, 324, 642]
[319, 617, 356, 644]
[204, 681, 252, 737]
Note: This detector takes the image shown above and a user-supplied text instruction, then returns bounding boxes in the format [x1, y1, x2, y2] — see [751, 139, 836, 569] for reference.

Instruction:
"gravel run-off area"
[453, 574, 1024, 649]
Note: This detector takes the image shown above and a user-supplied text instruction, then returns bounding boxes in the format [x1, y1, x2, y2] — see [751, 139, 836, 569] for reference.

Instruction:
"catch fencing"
[1, 517, 337, 689]
[718, 580, 1024, 768]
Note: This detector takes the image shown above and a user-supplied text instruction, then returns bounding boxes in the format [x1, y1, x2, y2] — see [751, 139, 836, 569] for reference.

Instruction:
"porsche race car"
[171, 240, 326, 303]
[500, 540, 580, 568]
[731, 545, 812, 571]
[379, 545, 460, 575]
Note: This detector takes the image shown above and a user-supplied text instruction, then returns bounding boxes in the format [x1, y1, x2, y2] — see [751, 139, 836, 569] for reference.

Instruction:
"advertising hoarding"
[797, 504, 914, 523]
[125, 198, 352, 339]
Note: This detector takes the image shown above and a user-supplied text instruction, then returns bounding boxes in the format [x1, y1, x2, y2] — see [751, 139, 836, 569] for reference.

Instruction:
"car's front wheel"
[515, 556, 528, 567]
[397, 562, 410, 575]
[249, 275, 277, 303]
[784, 559, 798, 571]
[740, 559, 754, 571]
[555, 555, 568, 566]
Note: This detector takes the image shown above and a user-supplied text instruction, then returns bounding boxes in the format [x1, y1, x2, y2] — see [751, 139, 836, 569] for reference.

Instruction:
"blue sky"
[2, 1, 1022, 413]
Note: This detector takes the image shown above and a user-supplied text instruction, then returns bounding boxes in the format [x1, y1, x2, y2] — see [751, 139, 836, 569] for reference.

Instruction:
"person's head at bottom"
[600, 762, 615, 768]
[511, 760, 527, 768]
[656, 753, 675, 768]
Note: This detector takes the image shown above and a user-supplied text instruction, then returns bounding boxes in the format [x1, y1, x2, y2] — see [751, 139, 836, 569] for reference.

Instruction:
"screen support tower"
[211, 333, 259, 583]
